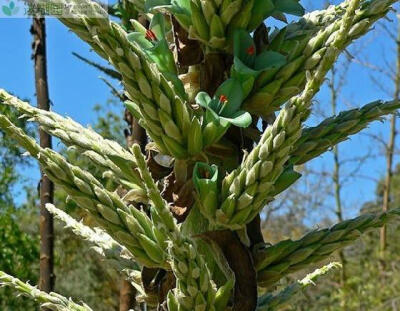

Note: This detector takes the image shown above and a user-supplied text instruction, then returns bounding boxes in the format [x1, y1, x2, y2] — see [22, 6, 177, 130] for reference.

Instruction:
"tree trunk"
[31, 18, 55, 294]
[329, 67, 347, 307]
[380, 19, 400, 257]
[119, 279, 136, 311]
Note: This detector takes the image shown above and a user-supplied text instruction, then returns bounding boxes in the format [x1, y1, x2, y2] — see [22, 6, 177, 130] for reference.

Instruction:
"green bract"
[232, 29, 287, 98]
[196, 79, 252, 146]
[193, 162, 219, 220]
[145, 0, 192, 28]
[127, 13, 186, 98]
[145, 0, 305, 50]
[249, 0, 304, 29]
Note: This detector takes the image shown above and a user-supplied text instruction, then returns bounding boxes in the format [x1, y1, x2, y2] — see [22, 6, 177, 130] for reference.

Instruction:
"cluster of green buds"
[131, 145, 220, 310]
[42, 0, 195, 159]
[231, 29, 287, 98]
[187, 27, 287, 153]
[195, 78, 252, 147]
[145, 0, 304, 50]
[128, 13, 186, 97]
[0, 271, 93, 311]
[0, 89, 147, 195]
[243, 0, 397, 118]
[0, 114, 169, 269]
[254, 208, 400, 287]
[45, 203, 140, 278]
[191, 0, 393, 231]
[167, 239, 217, 311]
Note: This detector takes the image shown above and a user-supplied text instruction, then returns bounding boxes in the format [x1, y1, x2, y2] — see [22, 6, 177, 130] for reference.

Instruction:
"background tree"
[31, 16, 55, 294]
[0, 104, 39, 310]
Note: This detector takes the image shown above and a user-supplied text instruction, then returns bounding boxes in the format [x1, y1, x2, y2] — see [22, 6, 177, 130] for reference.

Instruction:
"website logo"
[2, 0, 20, 16]
[0, 0, 109, 18]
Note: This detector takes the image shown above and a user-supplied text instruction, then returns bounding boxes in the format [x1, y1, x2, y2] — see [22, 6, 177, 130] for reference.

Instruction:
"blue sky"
[0, 18, 118, 201]
[0, 1, 398, 222]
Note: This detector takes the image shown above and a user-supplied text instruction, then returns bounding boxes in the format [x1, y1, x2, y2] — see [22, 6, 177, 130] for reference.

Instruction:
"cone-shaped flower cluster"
[254, 208, 400, 287]
[291, 99, 400, 165]
[0, 271, 92, 311]
[211, 0, 362, 229]
[0, 114, 169, 269]
[146, 0, 304, 50]
[45, 203, 139, 274]
[257, 262, 341, 310]
[50, 0, 195, 158]
[0, 89, 146, 197]
[244, 0, 396, 118]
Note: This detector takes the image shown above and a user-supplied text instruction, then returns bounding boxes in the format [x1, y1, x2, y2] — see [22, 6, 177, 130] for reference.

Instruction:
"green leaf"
[146, 39, 177, 74]
[233, 29, 256, 68]
[215, 78, 244, 116]
[173, 0, 191, 13]
[233, 57, 258, 77]
[231, 56, 259, 98]
[146, 0, 191, 27]
[193, 162, 219, 190]
[221, 110, 252, 128]
[195, 92, 212, 109]
[145, 0, 172, 11]
[150, 13, 166, 38]
[131, 19, 147, 35]
[193, 162, 219, 217]
[254, 51, 287, 71]
[248, 0, 275, 30]
[126, 32, 153, 49]
[127, 32, 177, 75]
[275, 0, 305, 16]
[163, 72, 186, 98]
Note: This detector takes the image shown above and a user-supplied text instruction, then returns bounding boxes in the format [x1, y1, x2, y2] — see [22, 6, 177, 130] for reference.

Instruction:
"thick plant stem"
[119, 281, 136, 311]
[380, 17, 400, 257]
[31, 17, 54, 294]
